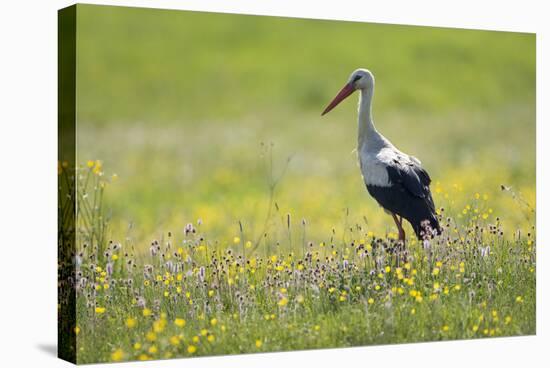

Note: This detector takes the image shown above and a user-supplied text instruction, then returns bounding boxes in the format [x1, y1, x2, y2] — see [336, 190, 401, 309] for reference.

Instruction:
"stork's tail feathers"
[413, 215, 441, 240]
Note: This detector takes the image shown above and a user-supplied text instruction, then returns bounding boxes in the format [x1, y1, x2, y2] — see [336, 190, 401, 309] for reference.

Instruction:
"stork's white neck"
[357, 87, 380, 149]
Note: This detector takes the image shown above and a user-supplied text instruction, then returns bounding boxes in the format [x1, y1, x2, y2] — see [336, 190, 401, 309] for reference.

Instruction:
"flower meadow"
[58, 161, 536, 363]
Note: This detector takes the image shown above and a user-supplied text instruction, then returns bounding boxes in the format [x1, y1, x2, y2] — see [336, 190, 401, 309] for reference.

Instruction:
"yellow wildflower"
[92, 160, 102, 175]
[169, 336, 180, 346]
[516, 295, 524, 303]
[146, 331, 156, 342]
[111, 349, 124, 362]
[125, 317, 137, 328]
[174, 318, 186, 327]
[153, 319, 166, 333]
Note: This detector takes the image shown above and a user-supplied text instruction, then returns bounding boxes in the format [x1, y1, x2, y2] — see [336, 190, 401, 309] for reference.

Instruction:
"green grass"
[74, 5, 535, 243]
[75, 5, 535, 123]
[63, 4, 536, 363]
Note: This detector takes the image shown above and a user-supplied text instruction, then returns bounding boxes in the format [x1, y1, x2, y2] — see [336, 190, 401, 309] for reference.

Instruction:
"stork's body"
[323, 69, 441, 241]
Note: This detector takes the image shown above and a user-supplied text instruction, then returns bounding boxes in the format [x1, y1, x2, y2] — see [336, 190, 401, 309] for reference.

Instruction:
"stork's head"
[322, 68, 374, 115]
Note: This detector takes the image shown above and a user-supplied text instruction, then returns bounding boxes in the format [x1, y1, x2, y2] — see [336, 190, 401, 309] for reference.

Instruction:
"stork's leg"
[398, 216, 406, 242]
[391, 213, 406, 243]
[391, 213, 407, 266]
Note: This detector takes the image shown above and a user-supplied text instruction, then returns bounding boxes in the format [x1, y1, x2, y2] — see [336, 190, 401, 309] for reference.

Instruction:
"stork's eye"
[353, 75, 362, 82]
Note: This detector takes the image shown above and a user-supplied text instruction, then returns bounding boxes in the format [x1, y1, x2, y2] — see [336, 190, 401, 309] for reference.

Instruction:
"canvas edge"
[58, 3, 78, 365]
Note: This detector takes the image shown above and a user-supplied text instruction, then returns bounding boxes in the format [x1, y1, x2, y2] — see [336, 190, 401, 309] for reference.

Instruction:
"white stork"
[322, 68, 441, 242]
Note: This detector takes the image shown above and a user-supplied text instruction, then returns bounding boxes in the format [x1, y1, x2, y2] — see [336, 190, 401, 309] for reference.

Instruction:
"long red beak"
[321, 83, 355, 116]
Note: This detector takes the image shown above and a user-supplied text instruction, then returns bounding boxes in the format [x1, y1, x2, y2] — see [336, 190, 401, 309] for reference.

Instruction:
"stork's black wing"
[366, 157, 440, 239]
[386, 160, 431, 199]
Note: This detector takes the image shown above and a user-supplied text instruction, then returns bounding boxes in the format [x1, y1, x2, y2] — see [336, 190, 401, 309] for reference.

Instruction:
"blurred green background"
[75, 5, 535, 248]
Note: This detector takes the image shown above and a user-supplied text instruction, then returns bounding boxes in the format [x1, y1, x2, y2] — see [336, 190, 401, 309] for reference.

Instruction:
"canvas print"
[58, 4, 536, 364]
